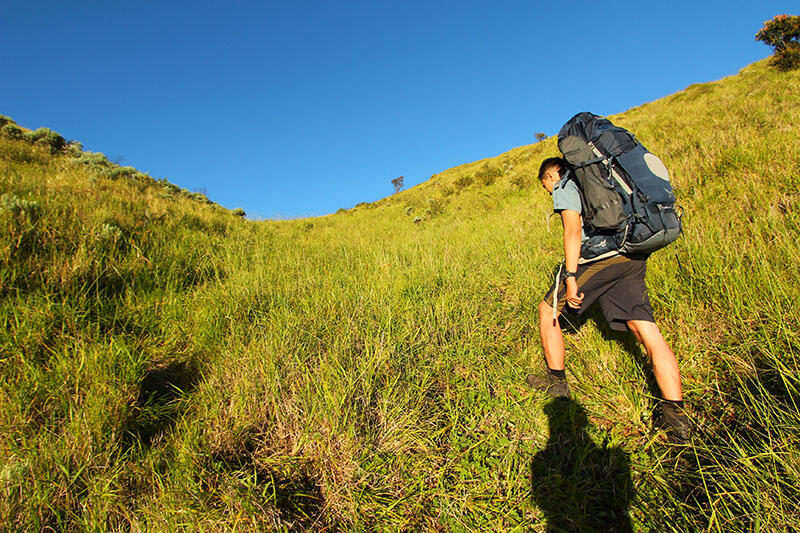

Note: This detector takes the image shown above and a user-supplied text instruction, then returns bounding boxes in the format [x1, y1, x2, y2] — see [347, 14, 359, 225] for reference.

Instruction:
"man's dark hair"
[538, 157, 567, 181]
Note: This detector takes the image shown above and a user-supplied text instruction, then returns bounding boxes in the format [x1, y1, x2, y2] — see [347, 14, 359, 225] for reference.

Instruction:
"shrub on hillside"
[190, 192, 211, 204]
[454, 175, 472, 190]
[756, 14, 800, 70]
[0, 122, 68, 153]
[1, 123, 25, 140]
[97, 223, 125, 253]
[510, 173, 531, 190]
[64, 140, 83, 157]
[475, 163, 502, 186]
[0, 136, 50, 165]
[1, 193, 42, 223]
[101, 166, 139, 181]
[1, 194, 43, 258]
[26, 127, 67, 153]
[232, 207, 246, 217]
[771, 44, 800, 70]
[75, 151, 114, 169]
[425, 197, 446, 218]
[159, 180, 181, 194]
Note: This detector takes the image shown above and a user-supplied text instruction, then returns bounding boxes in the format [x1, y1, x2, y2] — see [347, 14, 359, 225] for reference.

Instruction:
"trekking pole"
[552, 262, 563, 324]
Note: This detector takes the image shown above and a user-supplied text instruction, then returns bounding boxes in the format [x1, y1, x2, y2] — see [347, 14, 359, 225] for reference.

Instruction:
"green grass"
[2, 58, 800, 531]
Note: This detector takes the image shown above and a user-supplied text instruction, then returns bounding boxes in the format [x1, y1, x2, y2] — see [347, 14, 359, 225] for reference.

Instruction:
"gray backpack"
[557, 112, 682, 261]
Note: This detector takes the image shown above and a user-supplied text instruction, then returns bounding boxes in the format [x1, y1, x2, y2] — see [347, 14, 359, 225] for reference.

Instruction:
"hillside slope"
[2, 59, 799, 531]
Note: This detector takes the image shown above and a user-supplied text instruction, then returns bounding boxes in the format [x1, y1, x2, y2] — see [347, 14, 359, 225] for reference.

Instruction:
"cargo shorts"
[543, 254, 655, 331]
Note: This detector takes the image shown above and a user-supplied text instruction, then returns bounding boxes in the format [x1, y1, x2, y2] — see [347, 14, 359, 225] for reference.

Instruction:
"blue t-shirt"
[552, 173, 586, 242]
[552, 174, 582, 215]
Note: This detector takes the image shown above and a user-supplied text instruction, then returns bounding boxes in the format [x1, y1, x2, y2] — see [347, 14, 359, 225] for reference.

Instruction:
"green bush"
[475, 163, 503, 186]
[75, 151, 113, 169]
[0, 115, 13, 128]
[0, 137, 49, 165]
[1, 194, 43, 258]
[232, 207, 246, 217]
[158, 179, 180, 193]
[772, 43, 800, 70]
[27, 127, 67, 153]
[96, 223, 124, 253]
[454, 175, 472, 190]
[756, 14, 800, 70]
[424, 197, 446, 218]
[64, 140, 83, 157]
[190, 192, 211, 204]
[101, 166, 139, 181]
[510, 173, 531, 190]
[0, 193, 42, 223]
[1, 123, 25, 140]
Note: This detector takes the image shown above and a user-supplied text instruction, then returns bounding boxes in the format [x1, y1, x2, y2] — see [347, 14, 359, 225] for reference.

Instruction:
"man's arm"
[560, 209, 584, 308]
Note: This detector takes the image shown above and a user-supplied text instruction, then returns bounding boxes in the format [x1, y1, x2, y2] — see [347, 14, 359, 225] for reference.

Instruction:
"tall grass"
[1, 58, 799, 531]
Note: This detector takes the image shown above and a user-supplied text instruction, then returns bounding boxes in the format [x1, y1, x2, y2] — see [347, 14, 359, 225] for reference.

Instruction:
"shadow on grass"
[561, 306, 662, 402]
[531, 398, 633, 532]
[123, 359, 203, 448]
[208, 449, 327, 530]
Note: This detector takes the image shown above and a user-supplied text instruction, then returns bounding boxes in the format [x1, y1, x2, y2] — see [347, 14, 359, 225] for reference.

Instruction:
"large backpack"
[557, 112, 682, 261]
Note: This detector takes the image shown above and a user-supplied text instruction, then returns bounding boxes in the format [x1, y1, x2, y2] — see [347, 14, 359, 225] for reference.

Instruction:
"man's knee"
[627, 319, 658, 341]
[538, 299, 553, 318]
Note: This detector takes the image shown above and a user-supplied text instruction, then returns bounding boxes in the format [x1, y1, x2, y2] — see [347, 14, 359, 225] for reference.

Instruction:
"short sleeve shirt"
[552, 174, 582, 214]
[552, 173, 587, 242]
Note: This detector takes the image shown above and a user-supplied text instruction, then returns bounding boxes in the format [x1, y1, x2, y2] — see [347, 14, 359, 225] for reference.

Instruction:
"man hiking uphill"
[528, 113, 691, 441]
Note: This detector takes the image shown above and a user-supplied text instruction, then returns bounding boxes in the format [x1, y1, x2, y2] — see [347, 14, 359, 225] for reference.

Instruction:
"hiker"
[529, 155, 692, 441]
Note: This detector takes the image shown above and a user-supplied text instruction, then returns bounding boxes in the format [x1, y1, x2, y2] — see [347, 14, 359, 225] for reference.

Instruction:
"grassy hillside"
[2, 58, 799, 531]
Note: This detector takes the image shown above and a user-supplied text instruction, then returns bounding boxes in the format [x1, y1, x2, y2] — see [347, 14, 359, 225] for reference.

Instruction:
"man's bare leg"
[538, 300, 565, 371]
[627, 319, 683, 401]
[527, 300, 570, 397]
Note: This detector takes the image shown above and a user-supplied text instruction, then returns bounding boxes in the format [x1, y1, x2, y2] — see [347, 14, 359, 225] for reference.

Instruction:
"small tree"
[391, 176, 404, 194]
[535, 132, 547, 142]
[756, 14, 800, 70]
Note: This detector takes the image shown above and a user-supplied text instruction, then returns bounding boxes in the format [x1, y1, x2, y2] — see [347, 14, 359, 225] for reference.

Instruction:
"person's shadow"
[531, 398, 634, 532]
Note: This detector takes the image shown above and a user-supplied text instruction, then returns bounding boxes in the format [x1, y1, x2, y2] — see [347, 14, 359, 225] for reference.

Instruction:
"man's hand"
[565, 277, 584, 309]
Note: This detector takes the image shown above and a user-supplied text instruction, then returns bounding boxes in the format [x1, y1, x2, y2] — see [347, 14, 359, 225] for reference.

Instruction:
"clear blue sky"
[1, 1, 794, 218]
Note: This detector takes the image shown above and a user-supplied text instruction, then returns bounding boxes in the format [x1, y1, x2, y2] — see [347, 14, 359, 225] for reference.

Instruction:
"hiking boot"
[655, 402, 692, 442]
[526, 373, 570, 398]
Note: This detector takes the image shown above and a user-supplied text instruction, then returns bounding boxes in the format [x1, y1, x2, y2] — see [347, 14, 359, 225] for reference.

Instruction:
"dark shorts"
[543, 254, 655, 331]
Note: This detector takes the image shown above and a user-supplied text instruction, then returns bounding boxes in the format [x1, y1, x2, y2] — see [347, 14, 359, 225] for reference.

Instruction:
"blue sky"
[1, 1, 794, 218]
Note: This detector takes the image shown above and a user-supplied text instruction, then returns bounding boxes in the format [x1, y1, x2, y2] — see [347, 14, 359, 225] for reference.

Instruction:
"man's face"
[540, 166, 562, 195]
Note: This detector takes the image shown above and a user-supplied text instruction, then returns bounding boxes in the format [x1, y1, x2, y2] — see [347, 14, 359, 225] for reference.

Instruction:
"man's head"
[538, 157, 566, 194]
